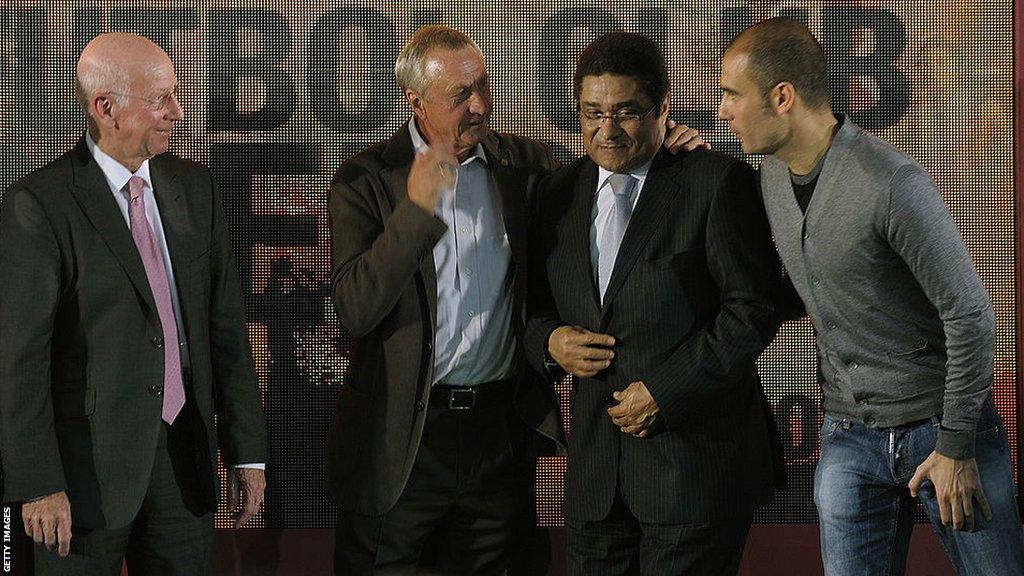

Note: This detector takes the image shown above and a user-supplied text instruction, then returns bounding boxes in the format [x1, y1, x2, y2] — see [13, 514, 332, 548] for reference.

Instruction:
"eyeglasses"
[107, 86, 179, 111]
[579, 102, 659, 128]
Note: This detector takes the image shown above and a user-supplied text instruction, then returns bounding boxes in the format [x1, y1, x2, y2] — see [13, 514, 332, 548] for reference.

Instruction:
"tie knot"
[607, 173, 635, 196]
[127, 176, 147, 201]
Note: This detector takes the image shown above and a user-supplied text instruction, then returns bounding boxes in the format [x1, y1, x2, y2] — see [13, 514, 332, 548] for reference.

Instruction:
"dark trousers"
[566, 491, 751, 576]
[335, 390, 534, 576]
[34, 413, 213, 576]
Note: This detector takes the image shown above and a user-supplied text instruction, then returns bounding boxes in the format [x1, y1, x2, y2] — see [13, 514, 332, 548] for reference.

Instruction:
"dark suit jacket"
[0, 138, 269, 529]
[525, 149, 782, 524]
[327, 125, 565, 516]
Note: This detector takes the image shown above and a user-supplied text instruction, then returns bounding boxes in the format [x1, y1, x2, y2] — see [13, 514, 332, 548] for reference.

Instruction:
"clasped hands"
[547, 325, 661, 438]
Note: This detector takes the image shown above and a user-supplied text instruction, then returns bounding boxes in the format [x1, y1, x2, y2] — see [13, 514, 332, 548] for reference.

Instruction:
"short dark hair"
[726, 17, 829, 109]
[573, 32, 669, 105]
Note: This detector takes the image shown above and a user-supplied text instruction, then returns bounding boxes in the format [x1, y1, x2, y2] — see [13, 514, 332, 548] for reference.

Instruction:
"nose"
[467, 90, 490, 117]
[166, 92, 184, 121]
[597, 117, 624, 140]
[717, 98, 729, 121]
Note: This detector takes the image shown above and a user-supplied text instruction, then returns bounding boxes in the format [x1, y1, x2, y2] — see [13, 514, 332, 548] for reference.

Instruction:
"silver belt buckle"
[448, 387, 476, 410]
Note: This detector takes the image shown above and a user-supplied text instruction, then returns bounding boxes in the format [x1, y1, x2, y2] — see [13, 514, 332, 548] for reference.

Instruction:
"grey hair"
[394, 25, 481, 94]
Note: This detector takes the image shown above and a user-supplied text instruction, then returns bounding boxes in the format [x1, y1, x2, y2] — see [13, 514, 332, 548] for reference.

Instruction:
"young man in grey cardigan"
[718, 17, 1024, 576]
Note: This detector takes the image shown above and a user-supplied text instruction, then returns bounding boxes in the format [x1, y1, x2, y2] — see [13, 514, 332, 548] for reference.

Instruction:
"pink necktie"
[127, 176, 185, 424]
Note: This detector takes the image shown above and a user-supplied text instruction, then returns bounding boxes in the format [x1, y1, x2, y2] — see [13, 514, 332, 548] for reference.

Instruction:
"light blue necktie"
[598, 173, 637, 302]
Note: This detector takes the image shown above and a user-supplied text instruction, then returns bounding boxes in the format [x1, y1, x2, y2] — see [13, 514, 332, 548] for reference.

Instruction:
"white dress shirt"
[85, 135, 264, 471]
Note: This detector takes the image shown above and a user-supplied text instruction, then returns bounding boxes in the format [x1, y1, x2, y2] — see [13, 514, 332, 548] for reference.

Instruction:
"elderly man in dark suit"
[0, 33, 268, 575]
[327, 25, 705, 575]
[526, 32, 782, 575]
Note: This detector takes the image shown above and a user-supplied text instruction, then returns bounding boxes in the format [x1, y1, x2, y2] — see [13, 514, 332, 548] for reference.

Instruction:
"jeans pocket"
[976, 424, 1000, 438]
[821, 416, 841, 445]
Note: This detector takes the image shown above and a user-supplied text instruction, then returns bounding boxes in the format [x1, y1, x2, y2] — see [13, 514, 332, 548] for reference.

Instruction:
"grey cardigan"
[760, 117, 994, 460]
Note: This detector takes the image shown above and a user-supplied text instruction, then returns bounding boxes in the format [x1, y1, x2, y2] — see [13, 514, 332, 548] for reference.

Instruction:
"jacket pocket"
[889, 340, 928, 358]
[52, 386, 96, 420]
[644, 250, 690, 270]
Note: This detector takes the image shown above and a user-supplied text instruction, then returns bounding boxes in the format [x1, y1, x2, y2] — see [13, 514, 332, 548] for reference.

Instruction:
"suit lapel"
[601, 154, 681, 315]
[380, 125, 439, 333]
[150, 157, 194, 330]
[483, 135, 525, 270]
[568, 161, 602, 315]
[482, 135, 527, 324]
[68, 138, 158, 315]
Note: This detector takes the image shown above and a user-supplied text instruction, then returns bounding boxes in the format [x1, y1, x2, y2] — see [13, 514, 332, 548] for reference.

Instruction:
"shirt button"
[812, 277, 821, 286]
[151, 337, 164, 348]
[149, 384, 164, 396]
[849, 362, 859, 370]
[828, 322, 837, 330]
[803, 232, 810, 240]
[858, 399, 869, 406]
[415, 401, 425, 412]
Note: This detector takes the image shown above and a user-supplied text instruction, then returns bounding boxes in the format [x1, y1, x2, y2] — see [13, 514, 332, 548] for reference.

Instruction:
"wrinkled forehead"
[127, 55, 177, 95]
[422, 46, 487, 88]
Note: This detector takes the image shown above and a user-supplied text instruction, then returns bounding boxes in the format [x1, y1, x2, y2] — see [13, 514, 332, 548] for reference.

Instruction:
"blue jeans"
[814, 401, 1024, 575]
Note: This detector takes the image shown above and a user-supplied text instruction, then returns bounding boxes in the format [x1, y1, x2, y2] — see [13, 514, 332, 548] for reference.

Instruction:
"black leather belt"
[429, 378, 514, 410]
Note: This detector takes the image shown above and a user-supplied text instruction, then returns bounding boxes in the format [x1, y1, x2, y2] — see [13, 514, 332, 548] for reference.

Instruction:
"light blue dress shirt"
[408, 119, 516, 386]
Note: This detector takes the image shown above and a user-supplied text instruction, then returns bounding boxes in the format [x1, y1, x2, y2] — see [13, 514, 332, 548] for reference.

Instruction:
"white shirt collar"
[84, 133, 153, 194]
[407, 117, 487, 166]
[597, 159, 652, 194]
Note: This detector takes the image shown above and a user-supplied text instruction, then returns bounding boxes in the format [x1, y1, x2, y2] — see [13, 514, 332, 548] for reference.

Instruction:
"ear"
[91, 94, 118, 129]
[658, 92, 671, 118]
[772, 82, 796, 115]
[405, 88, 427, 120]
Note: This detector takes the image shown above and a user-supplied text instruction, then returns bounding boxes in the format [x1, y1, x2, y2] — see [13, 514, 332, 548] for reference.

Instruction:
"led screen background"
[0, 1, 1015, 528]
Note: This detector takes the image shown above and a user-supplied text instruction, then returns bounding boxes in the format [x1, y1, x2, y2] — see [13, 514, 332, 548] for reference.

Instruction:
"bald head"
[75, 33, 182, 171]
[76, 33, 172, 110]
[725, 17, 830, 110]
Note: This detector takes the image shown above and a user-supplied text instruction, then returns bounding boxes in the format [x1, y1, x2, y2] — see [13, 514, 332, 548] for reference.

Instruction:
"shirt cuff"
[542, 328, 565, 378]
[233, 463, 266, 470]
[935, 426, 975, 460]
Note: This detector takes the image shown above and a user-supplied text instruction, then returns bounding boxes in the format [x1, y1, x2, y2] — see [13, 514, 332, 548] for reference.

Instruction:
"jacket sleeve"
[523, 171, 567, 380]
[0, 185, 67, 500]
[642, 161, 782, 429]
[206, 170, 270, 467]
[329, 165, 447, 338]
